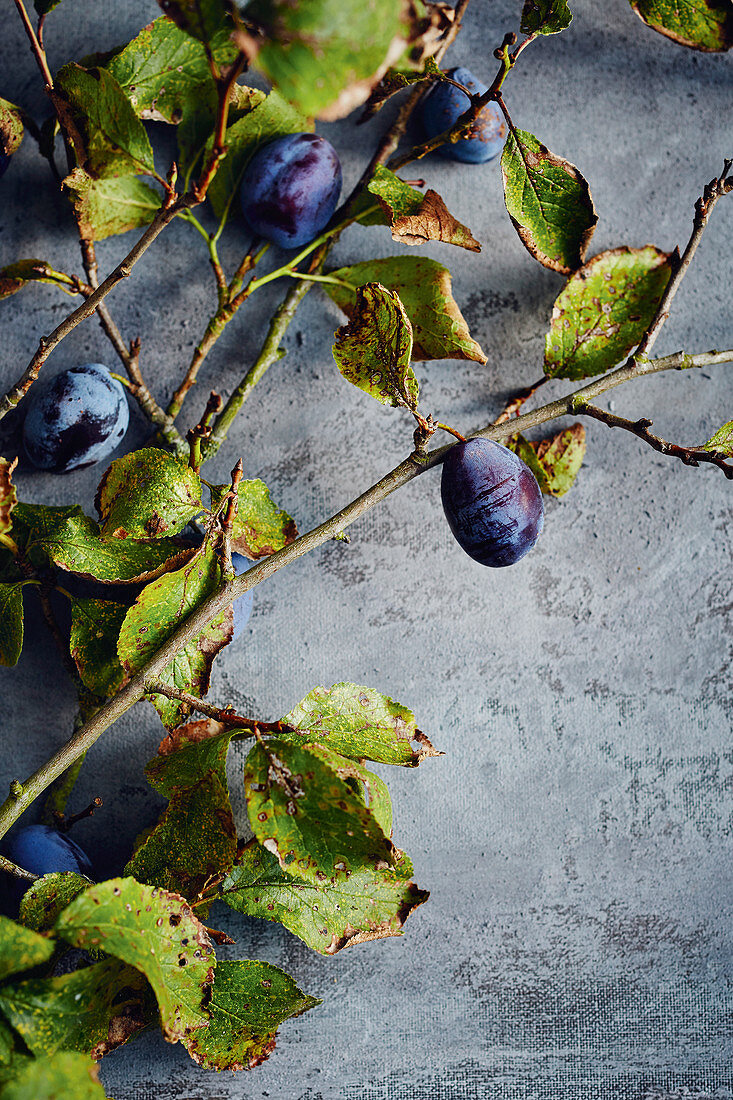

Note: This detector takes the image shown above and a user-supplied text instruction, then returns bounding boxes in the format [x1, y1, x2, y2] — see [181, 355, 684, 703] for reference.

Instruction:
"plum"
[231, 551, 254, 639]
[441, 438, 544, 567]
[239, 133, 342, 249]
[23, 362, 129, 473]
[3, 824, 93, 906]
[420, 66, 505, 164]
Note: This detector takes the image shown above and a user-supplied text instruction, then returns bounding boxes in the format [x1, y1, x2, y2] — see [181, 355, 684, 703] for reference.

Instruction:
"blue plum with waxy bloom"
[240, 133, 342, 249]
[231, 552, 254, 639]
[441, 438, 544, 567]
[3, 824, 93, 906]
[23, 362, 129, 473]
[420, 66, 505, 164]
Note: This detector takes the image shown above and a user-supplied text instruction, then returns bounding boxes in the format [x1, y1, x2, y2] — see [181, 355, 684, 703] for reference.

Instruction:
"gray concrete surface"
[1, 1, 731, 1097]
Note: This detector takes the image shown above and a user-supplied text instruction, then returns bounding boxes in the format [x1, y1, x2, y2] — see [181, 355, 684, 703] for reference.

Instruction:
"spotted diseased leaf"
[18, 873, 90, 934]
[0, 958, 154, 1060]
[332, 755, 393, 837]
[55, 878, 215, 1044]
[358, 57, 442, 122]
[520, 0, 573, 35]
[0, 1053, 106, 1100]
[158, 0, 232, 45]
[0, 261, 78, 302]
[96, 448, 202, 540]
[509, 424, 586, 497]
[0, 98, 24, 160]
[117, 548, 233, 731]
[148, 720, 238, 796]
[358, 167, 480, 252]
[242, 0, 422, 120]
[55, 65, 156, 177]
[325, 256, 486, 363]
[210, 478, 297, 560]
[222, 843, 428, 955]
[280, 681, 440, 767]
[702, 420, 733, 456]
[63, 169, 161, 242]
[544, 245, 673, 379]
[0, 459, 17, 538]
[244, 739, 396, 886]
[0, 916, 54, 981]
[501, 128, 597, 275]
[333, 283, 418, 410]
[630, 0, 732, 50]
[69, 598, 128, 698]
[0, 583, 23, 667]
[186, 960, 319, 1070]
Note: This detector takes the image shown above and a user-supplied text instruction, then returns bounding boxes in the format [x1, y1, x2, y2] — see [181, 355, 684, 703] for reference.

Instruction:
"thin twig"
[493, 377, 548, 426]
[0, 854, 37, 882]
[219, 458, 243, 578]
[146, 682, 290, 735]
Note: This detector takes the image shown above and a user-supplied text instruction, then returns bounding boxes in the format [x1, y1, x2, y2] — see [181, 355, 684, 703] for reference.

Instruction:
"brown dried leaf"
[392, 189, 481, 252]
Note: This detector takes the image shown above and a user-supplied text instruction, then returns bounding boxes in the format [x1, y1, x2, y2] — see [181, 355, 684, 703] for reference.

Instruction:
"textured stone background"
[1, 1, 731, 1097]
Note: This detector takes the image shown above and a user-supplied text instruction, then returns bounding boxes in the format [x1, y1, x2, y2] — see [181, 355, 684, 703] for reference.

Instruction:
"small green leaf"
[544, 245, 673, 379]
[325, 256, 486, 363]
[0, 584, 24, 667]
[630, 0, 732, 50]
[55, 65, 156, 177]
[222, 843, 428, 955]
[508, 423, 586, 497]
[33, 0, 64, 14]
[244, 739, 396, 885]
[501, 128, 597, 274]
[0, 916, 54, 981]
[69, 598, 128, 698]
[0, 959, 153, 1060]
[18, 873, 89, 934]
[280, 681, 440, 766]
[0, 1053, 106, 1100]
[117, 548, 233, 731]
[95, 448, 202, 540]
[62, 169, 161, 242]
[210, 478, 297, 560]
[358, 166, 480, 252]
[333, 283, 418, 410]
[0, 261, 78, 302]
[702, 420, 733, 456]
[186, 960, 319, 1070]
[158, 0, 232, 45]
[0, 98, 24, 160]
[55, 878, 215, 1044]
[520, 0, 573, 35]
[146, 722, 238, 797]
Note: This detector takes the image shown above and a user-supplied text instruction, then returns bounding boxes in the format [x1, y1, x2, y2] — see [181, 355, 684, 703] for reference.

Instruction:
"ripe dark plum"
[22, 362, 129, 473]
[239, 133, 342, 249]
[441, 439, 544, 567]
[3, 824, 93, 905]
[420, 66, 505, 164]
[232, 552, 254, 639]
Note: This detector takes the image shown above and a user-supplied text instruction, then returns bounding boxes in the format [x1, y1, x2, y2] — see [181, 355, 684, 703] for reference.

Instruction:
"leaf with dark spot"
[357, 166, 480, 252]
[630, 0, 732, 50]
[209, 479, 297, 560]
[0, 583, 24, 667]
[63, 170, 161, 242]
[521, 0, 573, 35]
[0, 98, 24, 160]
[333, 283, 418, 410]
[0, 916, 54, 981]
[95, 448, 202, 540]
[19, 873, 90, 934]
[70, 598, 128, 698]
[508, 424, 586, 496]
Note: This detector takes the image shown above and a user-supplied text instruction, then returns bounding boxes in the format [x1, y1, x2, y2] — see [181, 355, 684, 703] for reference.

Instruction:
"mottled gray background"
[1, 1, 732, 1097]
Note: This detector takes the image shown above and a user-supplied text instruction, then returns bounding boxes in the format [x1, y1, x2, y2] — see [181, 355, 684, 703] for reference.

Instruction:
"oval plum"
[420, 66, 505, 164]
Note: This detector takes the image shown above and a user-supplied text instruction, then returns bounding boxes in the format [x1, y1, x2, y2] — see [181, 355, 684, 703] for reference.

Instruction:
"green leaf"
[0, 916, 54, 981]
[358, 57, 442, 122]
[280, 681, 440, 766]
[0, 1019, 14, 1066]
[206, 88, 307, 221]
[501, 128, 597, 275]
[158, 0, 232, 45]
[333, 283, 418, 410]
[544, 245, 673, 379]
[95, 448, 202, 539]
[187, 960, 319, 1070]
[11, 503, 191, 584]
[244, 739, 396, 885]
[332, 755, 393, 837]
[357, 166, 480, 252]
[0, 261, 78, 302]
[0, 1053, 107, 1100]
[520, 0, 573, 35]
[0, 583, 23, 667]
[62, 169, 161, 242]
[55, 65, 156, 177]
[0, 958, 153, 1060]
[117, 548, 233, 731]
[210, 478, 297, 560]
[69, 598, 128, 698]
[18, 873, 90, 934]
[55, 878, 215, 1044]
[702, 420, 733, 455]
[0, 98, 24, 160]
[146, 721, 238, 797]
[33, 0, 63, 14]
[0, 459, 16, 539]
[630, 0, 732, 50]
[508, 423, 586, 497]
[221, 843, 429, 955]
[325, 256, 486, 363]
[243, 0, 419, 120]
[107, 17, 237, 123]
